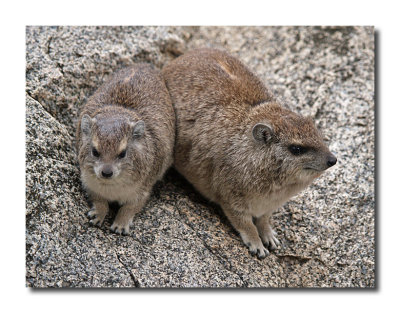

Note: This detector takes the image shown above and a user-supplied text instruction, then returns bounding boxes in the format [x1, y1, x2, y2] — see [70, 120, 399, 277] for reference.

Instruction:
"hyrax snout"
[77, 64, 175, 235]
[162, 48, 336, 259]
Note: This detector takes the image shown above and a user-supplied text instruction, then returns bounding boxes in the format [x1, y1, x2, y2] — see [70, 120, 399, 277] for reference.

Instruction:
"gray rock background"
[26, 26, 374, 288]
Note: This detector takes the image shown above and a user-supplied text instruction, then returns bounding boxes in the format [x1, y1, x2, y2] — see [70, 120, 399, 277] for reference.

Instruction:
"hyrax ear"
[81, 114, 94, 137]
[252, 123, 274, 143]
[131, 120, 145, 139]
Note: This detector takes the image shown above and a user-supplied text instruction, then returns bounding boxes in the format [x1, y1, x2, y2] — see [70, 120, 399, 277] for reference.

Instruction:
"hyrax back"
[162, 48, 336, 258]
[77, 64, 175, 235]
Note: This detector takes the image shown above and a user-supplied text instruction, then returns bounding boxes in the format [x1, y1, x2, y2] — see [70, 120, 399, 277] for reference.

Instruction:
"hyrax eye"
[92, 147, 100, 157]
[118, 150, 126, 159]
[289, 145, 308, 156]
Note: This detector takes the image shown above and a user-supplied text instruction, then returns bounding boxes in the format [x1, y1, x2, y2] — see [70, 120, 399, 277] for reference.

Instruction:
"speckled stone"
[26, 26, 374, 288]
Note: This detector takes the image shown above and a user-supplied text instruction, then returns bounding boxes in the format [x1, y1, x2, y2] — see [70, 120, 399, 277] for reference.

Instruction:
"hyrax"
[162, 48, 337, 259]
[77, 64, 175, 235]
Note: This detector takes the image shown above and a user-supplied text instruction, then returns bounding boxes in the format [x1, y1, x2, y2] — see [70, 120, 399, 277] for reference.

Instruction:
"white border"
[1, 0, 398, 312]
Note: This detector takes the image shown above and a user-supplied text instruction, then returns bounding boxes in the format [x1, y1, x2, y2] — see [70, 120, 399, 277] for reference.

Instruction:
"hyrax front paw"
[256, 219, 281, 251]
[241, 235, 270, 259]
[110, 221, 130, 235]
[110, 205, 139, 236]
[261, 229, 280, 251]
[245, 240, 269, 259]
[87, 207, 107, 226]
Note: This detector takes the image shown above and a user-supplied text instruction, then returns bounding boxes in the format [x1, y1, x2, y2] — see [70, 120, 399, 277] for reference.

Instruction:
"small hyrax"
[162, 48, 337, 259]
[77, 64, 175, 235]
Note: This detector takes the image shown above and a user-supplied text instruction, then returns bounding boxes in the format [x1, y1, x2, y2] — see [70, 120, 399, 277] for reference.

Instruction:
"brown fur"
[77, 64, 175, 234]
[162, 48, 336, 258]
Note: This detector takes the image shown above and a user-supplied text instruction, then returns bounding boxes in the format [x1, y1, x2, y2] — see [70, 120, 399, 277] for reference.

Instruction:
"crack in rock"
[115, 253, 141, 288]
[275, 253, 327, 267]
[102, 234, 141, 288]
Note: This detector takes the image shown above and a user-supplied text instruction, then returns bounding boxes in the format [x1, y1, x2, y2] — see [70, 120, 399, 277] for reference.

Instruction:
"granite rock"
[26, 26, 375, 288]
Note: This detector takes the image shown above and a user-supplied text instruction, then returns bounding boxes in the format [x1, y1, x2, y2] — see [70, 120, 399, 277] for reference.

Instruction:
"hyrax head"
[79, 109, 145, 182]
[250, 103, 337, 184]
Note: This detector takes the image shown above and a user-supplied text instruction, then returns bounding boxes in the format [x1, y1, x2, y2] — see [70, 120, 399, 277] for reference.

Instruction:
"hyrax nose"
[101, 166, 113, 178]
[327, 154, 337, 168]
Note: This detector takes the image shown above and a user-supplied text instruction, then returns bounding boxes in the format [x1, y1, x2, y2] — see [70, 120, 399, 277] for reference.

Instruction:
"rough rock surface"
[26, 26, 374, 288]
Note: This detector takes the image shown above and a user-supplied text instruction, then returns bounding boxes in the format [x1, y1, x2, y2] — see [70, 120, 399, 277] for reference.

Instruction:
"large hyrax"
[77, 64, 175, 235]
[162, 48, 337, 258]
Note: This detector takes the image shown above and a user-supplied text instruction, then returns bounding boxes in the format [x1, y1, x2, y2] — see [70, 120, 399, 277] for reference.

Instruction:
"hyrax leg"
[87, 195, 109, 226]
[255, 213, 280, 251]
[110, 195, 149, 235]
[222, 205, 269, 259]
